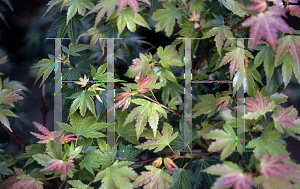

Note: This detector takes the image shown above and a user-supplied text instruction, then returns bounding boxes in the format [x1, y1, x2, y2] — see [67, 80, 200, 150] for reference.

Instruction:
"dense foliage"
[1, 0, 300, 188]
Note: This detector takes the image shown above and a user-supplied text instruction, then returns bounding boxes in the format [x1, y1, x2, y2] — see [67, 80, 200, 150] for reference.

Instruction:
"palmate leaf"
[118, 0, 150, 17]
[58, 113, 106, 138]
[201, 25, 233, 55]
[115, 110, 140, 145]
[79, 150, 101, 175]
[157, 45, 183, 69]
[219, 47, 254, 79]
[87, 0, 118, 26]
[133, 165, 173, 189]
[67, 90, 98, 118]
[135, 122, 178, 153]
[170, 168, 199, 189]
[64, 0, 94, 23]
[202, 124, 237, 160]
[162, 82, 184, 105]
[151, 3, 179, 37]
[68, 180, 93, 189]
[236, 91, 275, 120]
[125, 53, 151, 78]
[40, 158, 75, 176]
[275, 35, 300, 73]
[203, 162, 256, 189]
[0, 89, 23, 107]
[246, 123, 288, 160]
[93, 160, 137, 189]
[192, 93, 220, 119]
[192, 157, 221, 188]
[32, 55, 55, 87]
[246, 0, 267, 12]
[271, 106, 299, 134]
[124, 98, 168, 139]
[48, 11, 85, 44]
[221, 0, 246, 17]
[11, 175, 43, 189]
[117, 143, 143, 162]
[242, 6, 292, 50]
[117, 7, 150, 37]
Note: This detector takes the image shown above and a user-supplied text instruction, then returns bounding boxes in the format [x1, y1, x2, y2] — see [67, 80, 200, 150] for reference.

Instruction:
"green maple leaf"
[276, 52, 300, 88]
[32, 55, 55, 87]
[151, 3, 179, 37]
[0, 107, 18, 132]
[275, 35, 300, 73]
[125, 53, 151, 78]
[115, 110, 140, 145]
[93, 160, 138, 189]
[201, 25, 233, 55]
[48, 11, 85, 44]
[236, 91, 275, 120]
[162, 82, 184, 105]
[157, 45, 183, 69]
[117, 7, 150, 37]
[123, 98, 168, 139]
[96, 139, 117, 170]
[87, 0, 118, 26]
[246, 123, 288, 160]
[192, 157, 221, 188]
[117, 143, 143, 162]
[67, 90, 98, 118]
[79, 150, 101, 175]
[58, 113, 106, 138]
[170, 168, 199, 189]
[64, 0, 94, 23]
[170, 117, 197, 151]
[202, 124, 237, 160]
[68, 180, 93, 189]
[192, 93, 220, 119]
[133, 165, 173, 189]
[253, 45, 275, 86]
[135, 122, 178, 153]
[221, 0, 246, 17]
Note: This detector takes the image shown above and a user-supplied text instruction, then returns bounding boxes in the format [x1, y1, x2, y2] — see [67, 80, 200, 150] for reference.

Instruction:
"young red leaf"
[272, 106, 298, 133]
[242, 7, 292, 50]
[30, 122, 56, 144]
[118, 0, 150, 17]
[137, 71, 155, 93]
[151, 157, 163, 168]
[246, 0, 267, 12]
[40, 158, 75, 176]
[236, 91, 275, 120]
[11, 175, 43, 189]
[214, 96, 232, 112]
[0, 89, 23, 107]
[260, 153, 300, 180]
[109, 87, 136, 112]
[163, 157, 178, 174]
[61, 132, 78, 144]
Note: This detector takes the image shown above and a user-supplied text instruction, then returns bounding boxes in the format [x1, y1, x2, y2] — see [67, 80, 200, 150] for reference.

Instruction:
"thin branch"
[226, 105, 236, 111]
[0, 123, 25, 149]
[115, 135, 120, 145]
[10, 126, 25, 145]
[58, 176, 68, 189]
[194, 43, 214, 70]
[97, 50, 107, 69]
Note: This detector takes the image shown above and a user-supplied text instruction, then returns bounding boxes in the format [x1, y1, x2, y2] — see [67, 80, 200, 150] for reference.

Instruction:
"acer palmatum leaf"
[214, 171, 256, 189]
[286, 5, 300, 18]
[272, 106, 298, 131]
[242, 7, 292, 50]
[30, 122, 56, 144]
[12, 175, 43, 189]
[40, 159, 75, 176]
[109, 87, 136, 111]
[164, 157, 178, 174]
[260, 153, 300, 180]
[236, 91, 275, 120]
[118, 0, 150, 17]
[0, 89, 23, 107]
[246, 0, 267, 12]
[137, 71, 155, 93]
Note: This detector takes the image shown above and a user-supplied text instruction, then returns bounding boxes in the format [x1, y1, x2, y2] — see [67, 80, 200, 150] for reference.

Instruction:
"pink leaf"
[214, 171, 256, 189]
[242, 7, 292, 50]
[286, 5, 300, 18]
[12, 175, 43, 189]
[272, 106, 298, 129]
[118, 0, 150, 17]
[40, 159, 74, 176]
[30, 122, 54, 144]
[0, 89, 23, 107]
[260, 153, 300, 180]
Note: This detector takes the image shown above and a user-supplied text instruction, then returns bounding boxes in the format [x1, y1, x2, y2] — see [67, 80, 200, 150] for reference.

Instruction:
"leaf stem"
[58, 176, 68, 189]
[36, 175, 61, 180]
[263, 115, 268, 126]
[74, 135, 79, 148]
[168, 145, 177, 158]
[97, 50, 107, 69]
[151, 91, 158, 102]
[182, 163, 188, 169]
[0, 123, 25, 149]
[88, 179, 94, 186]
[115, 135, 120, 145]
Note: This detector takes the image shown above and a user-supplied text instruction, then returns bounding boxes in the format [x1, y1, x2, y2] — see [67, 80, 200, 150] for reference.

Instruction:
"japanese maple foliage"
[2, 0, 300, 188]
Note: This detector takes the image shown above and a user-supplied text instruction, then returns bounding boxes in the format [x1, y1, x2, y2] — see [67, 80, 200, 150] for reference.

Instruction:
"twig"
[151, 91, 157, 102]
[58, 176, 68, 189]
[263, 115, 268, 126]
[0, 123, 25, 149]
[226, 105, 236, 111]
[231, 15, 250, 30]
[97, 50, 107, 69]
[36, 175, 61, 180]
[115, 135, 120, 145]
[10, 126, 25, 146]
[194, 43, 214, 70]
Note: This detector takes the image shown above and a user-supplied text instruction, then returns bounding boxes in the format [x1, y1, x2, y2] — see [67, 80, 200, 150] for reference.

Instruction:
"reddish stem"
[0, 123, 26, 149]
[97, 50, 107, 69]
